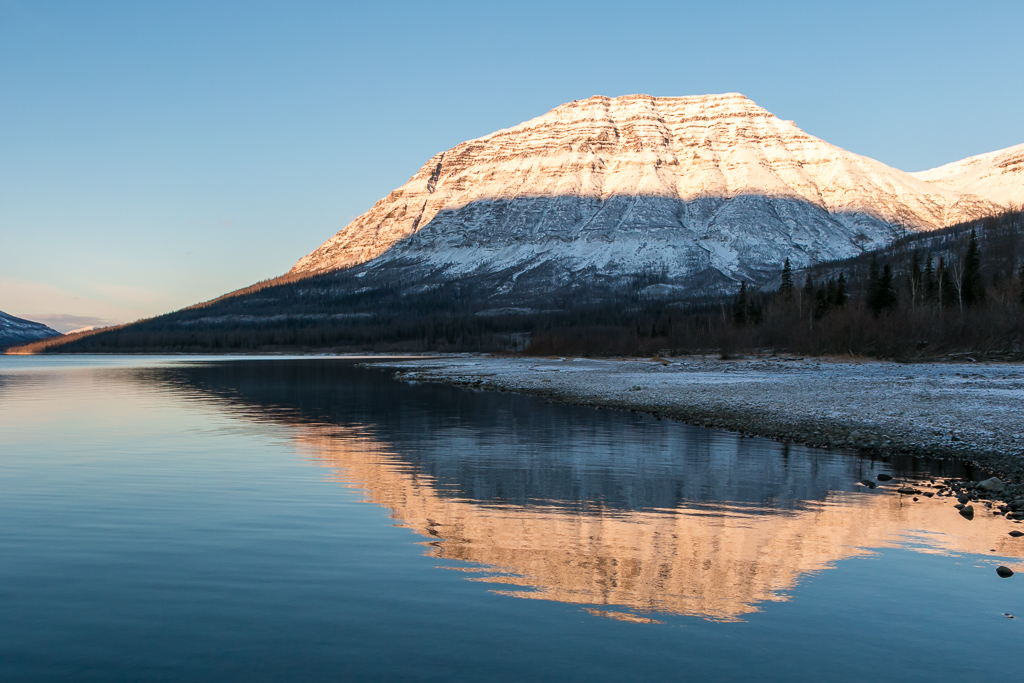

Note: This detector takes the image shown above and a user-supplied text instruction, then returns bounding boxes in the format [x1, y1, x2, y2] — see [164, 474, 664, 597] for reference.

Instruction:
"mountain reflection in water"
[138, 359, 1024, 622]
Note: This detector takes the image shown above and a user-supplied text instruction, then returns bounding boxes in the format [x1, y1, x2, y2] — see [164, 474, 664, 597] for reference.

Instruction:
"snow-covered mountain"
[291, 93, 1002, 294]
[912, 143, 1024, 209]
[0, 310, 60, 347]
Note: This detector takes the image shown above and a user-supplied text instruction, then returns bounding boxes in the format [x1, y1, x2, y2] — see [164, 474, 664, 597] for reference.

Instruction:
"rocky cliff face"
[290, 93, 1001, 294]
[913, 143, 1024, 208]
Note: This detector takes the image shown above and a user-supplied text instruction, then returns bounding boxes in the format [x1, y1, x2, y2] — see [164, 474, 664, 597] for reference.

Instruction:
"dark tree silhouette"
[867, 258, 897, 316]
[938, 257, 956, 309]
[779, 258, 794, 297]
[834, 273, 847, 307]
[732, 282, 749, 326]
[924, 257, 937, 302]
[961, 229, 985, 307]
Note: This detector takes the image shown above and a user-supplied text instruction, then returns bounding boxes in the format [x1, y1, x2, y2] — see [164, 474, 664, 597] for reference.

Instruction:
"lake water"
[2, 356, 1022, 681]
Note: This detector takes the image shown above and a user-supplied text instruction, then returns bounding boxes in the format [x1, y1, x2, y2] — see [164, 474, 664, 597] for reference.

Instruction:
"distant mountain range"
[9, 93, 1021, 353]
[0, 310, 60, 348]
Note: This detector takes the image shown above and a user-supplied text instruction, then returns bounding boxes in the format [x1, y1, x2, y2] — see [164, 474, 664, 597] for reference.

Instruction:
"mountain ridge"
[0, 310, 61, 348]
[912, 143, 1024, 208]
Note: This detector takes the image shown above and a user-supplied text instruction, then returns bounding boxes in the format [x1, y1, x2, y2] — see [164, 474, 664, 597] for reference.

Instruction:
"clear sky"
[2, 0, 1021, 331]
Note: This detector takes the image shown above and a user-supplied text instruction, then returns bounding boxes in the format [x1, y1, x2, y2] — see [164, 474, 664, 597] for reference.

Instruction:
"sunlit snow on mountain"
[291, 93, 1004, 293]
[913, 143, 1024, 209]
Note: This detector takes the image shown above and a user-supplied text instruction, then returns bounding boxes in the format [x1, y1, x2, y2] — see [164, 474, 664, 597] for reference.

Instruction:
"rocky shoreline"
[368, 354, 1024, 524]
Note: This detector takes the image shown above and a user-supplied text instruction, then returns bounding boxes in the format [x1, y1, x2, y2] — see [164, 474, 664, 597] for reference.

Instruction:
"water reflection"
[136, 360, 1024, 622]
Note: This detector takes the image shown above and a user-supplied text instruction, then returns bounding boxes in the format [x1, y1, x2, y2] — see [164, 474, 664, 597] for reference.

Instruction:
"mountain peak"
[542, 92, 763, 113]
[289, 95, 1001, 286]
[485, 92, 780, 151]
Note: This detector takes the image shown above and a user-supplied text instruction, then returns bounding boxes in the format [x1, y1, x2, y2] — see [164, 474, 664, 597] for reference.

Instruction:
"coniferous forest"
[13, 210, 1024, 361]
[530, 210, 1024, 359]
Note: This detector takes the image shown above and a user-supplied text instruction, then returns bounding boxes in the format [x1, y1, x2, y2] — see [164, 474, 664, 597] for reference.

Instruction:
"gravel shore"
[370, 354, 1024, 485]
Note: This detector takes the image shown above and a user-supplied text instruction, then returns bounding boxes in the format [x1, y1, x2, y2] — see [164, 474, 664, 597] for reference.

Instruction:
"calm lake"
[2, 356, 1022, 681]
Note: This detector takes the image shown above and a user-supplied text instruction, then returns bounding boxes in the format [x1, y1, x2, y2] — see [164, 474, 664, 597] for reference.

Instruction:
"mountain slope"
[912, 143, 1024, 208]
[292, 93, 999, 292]
[0, 310, 60, 347]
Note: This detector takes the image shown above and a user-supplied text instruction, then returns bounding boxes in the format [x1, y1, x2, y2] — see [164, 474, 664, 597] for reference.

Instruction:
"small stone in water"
[877, 473, 893, 482]
[959, 505, 975, 519]
[860, 479, 877, 489]
[996, 566, 1014, 578]
[1009, 530, 1024, 537]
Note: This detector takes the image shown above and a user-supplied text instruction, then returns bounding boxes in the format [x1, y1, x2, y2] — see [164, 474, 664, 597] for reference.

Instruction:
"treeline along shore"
[531, 209, 1024, 359]
[10, 210, 1024, 361]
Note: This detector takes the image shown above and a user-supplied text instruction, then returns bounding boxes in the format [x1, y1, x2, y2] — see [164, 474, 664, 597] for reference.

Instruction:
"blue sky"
[2, 0, 1021, 330]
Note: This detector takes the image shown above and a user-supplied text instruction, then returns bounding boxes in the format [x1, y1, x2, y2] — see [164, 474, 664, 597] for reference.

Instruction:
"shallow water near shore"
[2, 356, 1022, 681]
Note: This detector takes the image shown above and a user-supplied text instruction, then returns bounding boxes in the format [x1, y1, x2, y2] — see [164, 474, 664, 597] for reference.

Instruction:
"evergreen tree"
[923, 256, 937, 302]
[803, 274, 815, 306]
[732, 282, 748, 326]
[879, 265, 898, 309]
[868, 260, 897, 315]
[835, 273, 848, 307]
[961, 229, 985, 306]
[938, 257, 956, 309]
[747, 296, 763, 325]
[825, 278, 838, 308]
[866, 256, 881, 314]
[779, 258, 794, 297]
